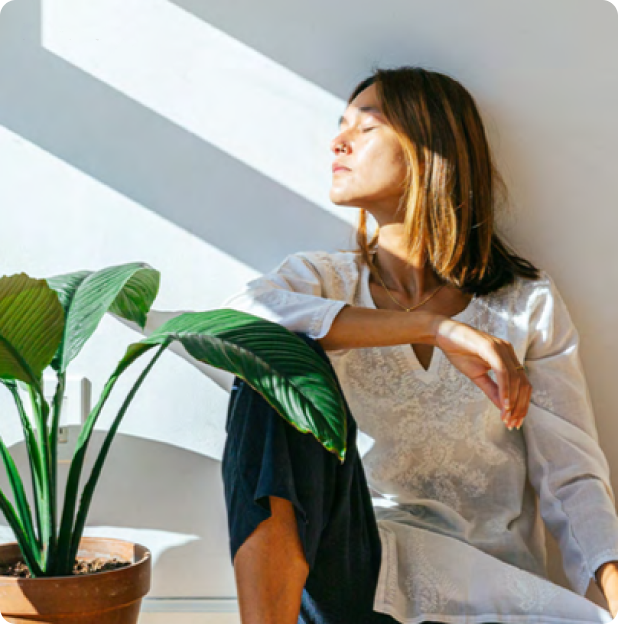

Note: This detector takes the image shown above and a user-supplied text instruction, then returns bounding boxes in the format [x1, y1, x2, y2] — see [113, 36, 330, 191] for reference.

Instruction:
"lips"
[332, 163, 351, 173]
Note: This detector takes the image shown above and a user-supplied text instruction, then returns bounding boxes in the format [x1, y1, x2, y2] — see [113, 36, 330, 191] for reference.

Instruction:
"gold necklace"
[371, 257, 446, 312]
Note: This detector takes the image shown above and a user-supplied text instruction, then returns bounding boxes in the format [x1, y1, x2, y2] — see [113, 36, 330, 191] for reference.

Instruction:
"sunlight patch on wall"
[42, 0, 356, 224]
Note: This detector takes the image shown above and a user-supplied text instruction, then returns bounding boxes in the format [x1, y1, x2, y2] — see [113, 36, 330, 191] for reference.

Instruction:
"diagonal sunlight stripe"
[42, 0, 358, 225]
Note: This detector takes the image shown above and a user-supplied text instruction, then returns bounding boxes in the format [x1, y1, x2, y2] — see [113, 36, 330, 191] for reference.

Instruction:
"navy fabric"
[221, 331, 499, 624]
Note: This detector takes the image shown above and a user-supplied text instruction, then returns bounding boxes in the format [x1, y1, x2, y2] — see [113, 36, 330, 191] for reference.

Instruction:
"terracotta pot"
[0, 537, 151, 624]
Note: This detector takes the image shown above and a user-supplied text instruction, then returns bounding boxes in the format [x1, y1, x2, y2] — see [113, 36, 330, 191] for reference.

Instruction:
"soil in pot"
[0, 557, 132, 578]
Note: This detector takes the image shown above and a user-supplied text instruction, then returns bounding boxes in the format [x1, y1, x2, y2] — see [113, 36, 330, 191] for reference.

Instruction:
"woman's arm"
[318, 304, 437, 350]
[109, 252, 528, 418]
[521, 271, 618, 600]
[321, 303, 526, 426]
[110, 301, 521, 422]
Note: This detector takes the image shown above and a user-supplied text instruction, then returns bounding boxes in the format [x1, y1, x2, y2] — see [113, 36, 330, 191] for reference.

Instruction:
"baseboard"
[139, 599, 241, 623]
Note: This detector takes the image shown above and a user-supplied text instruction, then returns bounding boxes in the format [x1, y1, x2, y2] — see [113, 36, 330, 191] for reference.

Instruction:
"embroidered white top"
[219, 248, 618, 624]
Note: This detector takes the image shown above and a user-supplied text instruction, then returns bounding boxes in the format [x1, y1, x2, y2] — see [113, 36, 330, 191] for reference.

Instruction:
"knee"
[234, 496, 310, 575]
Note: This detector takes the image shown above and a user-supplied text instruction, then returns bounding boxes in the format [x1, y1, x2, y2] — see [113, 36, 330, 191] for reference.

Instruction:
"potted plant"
[0, 262, 348, 624]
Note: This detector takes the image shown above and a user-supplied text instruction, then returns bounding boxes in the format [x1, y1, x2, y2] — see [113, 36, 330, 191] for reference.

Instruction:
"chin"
[329, 193, 355, 207]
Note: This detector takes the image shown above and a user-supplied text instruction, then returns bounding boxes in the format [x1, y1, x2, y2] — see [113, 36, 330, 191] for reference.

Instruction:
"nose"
[330, 135, 349, 155]
[330, 126, 352, 154]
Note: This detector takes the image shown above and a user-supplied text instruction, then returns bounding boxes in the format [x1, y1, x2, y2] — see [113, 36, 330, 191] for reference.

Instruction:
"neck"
[371, 227, 443, 299]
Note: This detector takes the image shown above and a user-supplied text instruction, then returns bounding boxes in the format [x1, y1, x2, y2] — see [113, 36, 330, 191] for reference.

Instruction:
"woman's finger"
[505, 377, 523, 429]
[491, 341, 514, 416]
[502, 342, 524, 427]
[504, 343, 531, 428]
[433, 320, 529, 426]
[513, 381, 532, 430]
[503, 352, 530, 429]
[471, 372, 501, 410]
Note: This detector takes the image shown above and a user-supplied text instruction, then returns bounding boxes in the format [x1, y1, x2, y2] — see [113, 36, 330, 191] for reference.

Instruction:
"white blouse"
[220, 248, 618, 624]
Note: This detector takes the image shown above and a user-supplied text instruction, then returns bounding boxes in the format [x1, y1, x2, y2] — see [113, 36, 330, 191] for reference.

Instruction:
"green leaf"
[45, 270, 91, 312]
[118, 309, 348, 462]
[0, 274, 65, 390]
[108, 267, 160, 326]
[46, 263, 160, 374]
[58, 309, 349, 572]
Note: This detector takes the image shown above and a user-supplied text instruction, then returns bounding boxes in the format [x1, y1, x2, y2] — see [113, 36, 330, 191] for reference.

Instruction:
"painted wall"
[0, 0, 617, 613]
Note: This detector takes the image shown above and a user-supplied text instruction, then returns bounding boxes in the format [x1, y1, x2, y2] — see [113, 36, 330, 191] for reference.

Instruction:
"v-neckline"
[361, 257, 479, 383]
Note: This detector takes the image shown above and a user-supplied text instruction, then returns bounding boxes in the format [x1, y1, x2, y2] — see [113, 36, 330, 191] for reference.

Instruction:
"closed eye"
[362, 127, 376, 132]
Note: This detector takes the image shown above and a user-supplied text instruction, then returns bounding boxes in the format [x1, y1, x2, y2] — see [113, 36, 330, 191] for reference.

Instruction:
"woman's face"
[329, 83, 408, 214]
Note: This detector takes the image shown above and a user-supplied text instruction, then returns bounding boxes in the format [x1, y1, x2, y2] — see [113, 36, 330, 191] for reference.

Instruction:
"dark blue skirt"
[221, 332, 498, 624]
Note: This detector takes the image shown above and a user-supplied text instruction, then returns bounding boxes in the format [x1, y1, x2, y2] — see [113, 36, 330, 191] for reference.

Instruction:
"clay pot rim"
[0, 536, 151, 583]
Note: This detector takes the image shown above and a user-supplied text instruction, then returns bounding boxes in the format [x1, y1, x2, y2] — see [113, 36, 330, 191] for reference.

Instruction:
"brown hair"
[341, 65, 540, 296]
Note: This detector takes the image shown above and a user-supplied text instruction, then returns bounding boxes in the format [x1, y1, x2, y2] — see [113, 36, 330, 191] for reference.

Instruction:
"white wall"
[0, 0, 617, 614]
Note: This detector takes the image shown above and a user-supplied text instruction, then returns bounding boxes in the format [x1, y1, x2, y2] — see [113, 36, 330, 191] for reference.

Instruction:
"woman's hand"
[595, 561, 618, 619]
[432, 316, 531, 430]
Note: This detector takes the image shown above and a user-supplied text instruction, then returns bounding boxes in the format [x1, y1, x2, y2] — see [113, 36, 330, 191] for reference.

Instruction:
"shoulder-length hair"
[341, 66, 540, 296]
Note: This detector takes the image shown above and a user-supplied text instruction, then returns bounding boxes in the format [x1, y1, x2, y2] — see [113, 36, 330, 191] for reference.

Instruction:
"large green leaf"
[46, 263, 160, 374]
[0, 274, 65, 391]
[45, 270, 91, 312]
[116, 308, 348, 461]
[58, 308, 350, 573]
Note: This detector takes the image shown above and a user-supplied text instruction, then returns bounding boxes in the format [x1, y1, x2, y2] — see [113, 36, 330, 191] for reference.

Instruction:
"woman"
[118, 66, 618, 623]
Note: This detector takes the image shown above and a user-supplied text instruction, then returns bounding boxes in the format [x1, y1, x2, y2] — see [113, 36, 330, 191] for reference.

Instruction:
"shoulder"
[524, 269, 574, 328]
[292, 249, 360, 267]
[288, 249, 361, 277]
[476, 268, 553, 320]
[287, 249, 362, 297]
[516, 268, 563, 315]
[479, 268, 579, 344]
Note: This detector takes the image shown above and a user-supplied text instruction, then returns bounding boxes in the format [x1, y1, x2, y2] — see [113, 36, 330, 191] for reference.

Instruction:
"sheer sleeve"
[219, 252, 349, 341]
[522, 270, 618, 595]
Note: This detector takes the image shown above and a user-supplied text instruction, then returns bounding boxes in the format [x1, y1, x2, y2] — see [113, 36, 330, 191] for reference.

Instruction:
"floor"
[139, 615, 241, 624]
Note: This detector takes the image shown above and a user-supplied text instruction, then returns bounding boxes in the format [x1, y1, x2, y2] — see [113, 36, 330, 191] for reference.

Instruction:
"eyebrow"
[338, 106, 383, 128]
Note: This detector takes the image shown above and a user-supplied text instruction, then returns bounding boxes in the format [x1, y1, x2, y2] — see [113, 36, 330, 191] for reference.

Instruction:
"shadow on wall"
[0, 0, 355, 275]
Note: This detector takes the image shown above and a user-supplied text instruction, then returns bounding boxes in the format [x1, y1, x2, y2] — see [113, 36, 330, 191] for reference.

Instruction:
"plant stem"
[68, 343, 168, 568]
[46, 372, 65, 573]
[55, 343, 164, 575]
[7, 384, 44, 551]
[0, 487, 44, 577]
[28, 384, 52, 572]
[54, 380, 111, 574]
[0, 437, 40, 565]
